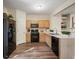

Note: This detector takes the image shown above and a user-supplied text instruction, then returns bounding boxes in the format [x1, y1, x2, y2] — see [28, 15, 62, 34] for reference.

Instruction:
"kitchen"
[3, 0, 75, 59]
[25, 7, 75, 58]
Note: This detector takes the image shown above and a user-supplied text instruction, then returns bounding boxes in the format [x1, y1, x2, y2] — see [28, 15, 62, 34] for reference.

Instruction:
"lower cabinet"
[45, 34, 51, 48]
[59, 38, 75, 59]
[51, 36, 59, 56]
[40, 33, 46, 42]
[26, 33, 31, 42]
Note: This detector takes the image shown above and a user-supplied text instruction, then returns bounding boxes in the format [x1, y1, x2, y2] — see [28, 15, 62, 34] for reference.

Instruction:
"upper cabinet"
[39, 20, 44, 28]
[26, 20, 50, 28]
[39, 20, 50, 28]
[26, 20, 31, 28]
[44, 20, 50, 28]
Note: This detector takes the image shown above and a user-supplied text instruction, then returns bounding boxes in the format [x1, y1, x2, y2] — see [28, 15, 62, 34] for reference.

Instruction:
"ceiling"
[4, 0, 67, 15]
[58, 4, 75, 15]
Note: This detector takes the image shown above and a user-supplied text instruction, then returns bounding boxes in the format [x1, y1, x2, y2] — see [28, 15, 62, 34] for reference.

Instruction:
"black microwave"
[31, 24, 38, 28]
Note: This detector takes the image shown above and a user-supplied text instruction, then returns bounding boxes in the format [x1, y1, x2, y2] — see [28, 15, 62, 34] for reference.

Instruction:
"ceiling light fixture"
[34, 4, 45, 11]
[37, 5, 42, 9]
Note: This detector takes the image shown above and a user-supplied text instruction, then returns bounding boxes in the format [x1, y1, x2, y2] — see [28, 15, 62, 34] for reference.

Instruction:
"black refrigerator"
[3, 13, 16, 58]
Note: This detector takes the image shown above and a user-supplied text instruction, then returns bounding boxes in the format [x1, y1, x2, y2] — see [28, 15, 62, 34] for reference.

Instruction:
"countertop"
[26, 31, 75, 39]
[44, 32, 75, 39]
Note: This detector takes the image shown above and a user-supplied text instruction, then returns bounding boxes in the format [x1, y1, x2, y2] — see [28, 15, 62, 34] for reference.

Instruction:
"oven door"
[31, 32, 39, 42]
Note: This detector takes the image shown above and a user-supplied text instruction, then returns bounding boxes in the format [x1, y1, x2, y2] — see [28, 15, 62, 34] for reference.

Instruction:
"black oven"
[31, 30, 39, 42]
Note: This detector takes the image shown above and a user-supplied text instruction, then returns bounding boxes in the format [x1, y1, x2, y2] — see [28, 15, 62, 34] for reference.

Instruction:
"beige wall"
[3, 6, 16, 21]
[50, 15, 62, 34]
[26, 20, 38, 24]
[16, 9, 26, 45]
[27, 14, 49, 20]
[3, 6, 8, 14]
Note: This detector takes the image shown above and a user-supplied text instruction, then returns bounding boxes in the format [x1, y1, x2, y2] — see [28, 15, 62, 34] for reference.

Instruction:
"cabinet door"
[39, 20, 49, 28]
[44, 20, 50, 28]
[26, 33, 31, 42]
[39, 21, 44, 28]
[26, 20, 31, 28]
[45, 34, 51, 48]
[40, 33, 46, 42]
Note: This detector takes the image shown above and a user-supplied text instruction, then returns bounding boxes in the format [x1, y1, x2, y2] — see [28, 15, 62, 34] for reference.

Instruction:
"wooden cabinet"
[44, 20, 50, 28]
[40, 33, 46, 42]
[39, 20, 50, 28]
[39, 21, 44, 28]
[26, 20, 31, 28]
[59, 38, 74, 59]
[26, 33, 31, 42]
[26, 20, 50, 28]
[45, 34, 51, 48]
